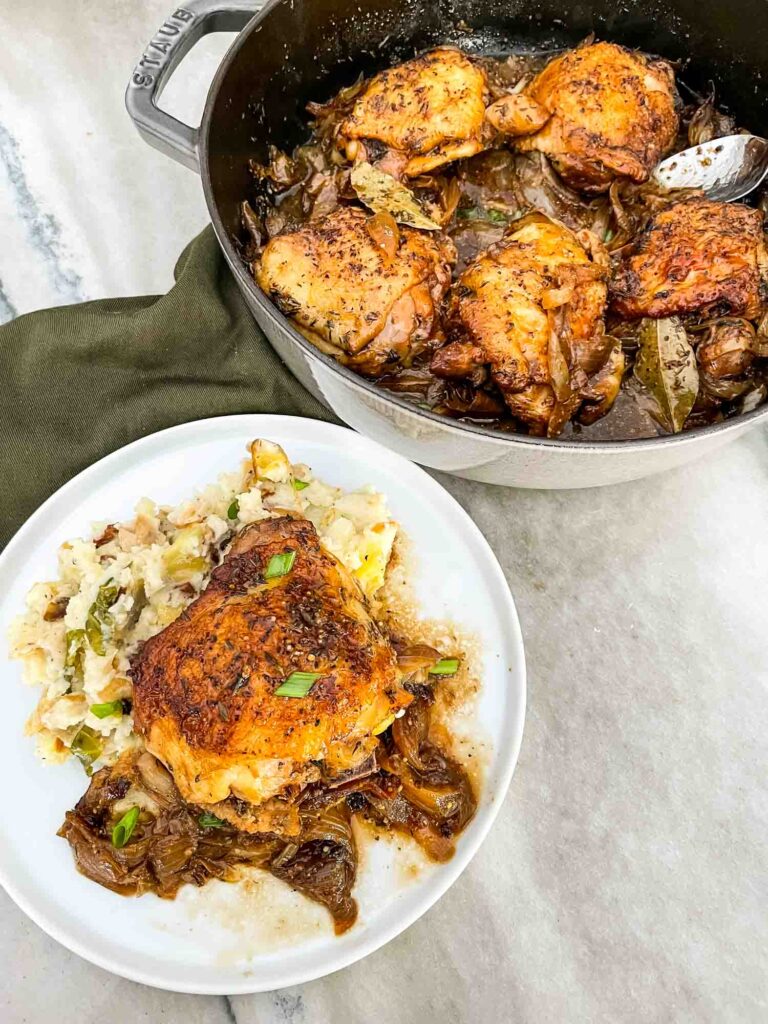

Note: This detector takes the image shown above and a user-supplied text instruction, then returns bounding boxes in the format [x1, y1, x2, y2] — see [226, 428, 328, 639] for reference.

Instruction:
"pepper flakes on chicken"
[433, 214, 617, 435]
[610, 198, 768, 320]
[338, 47, 493, 178]
[492, 41, 679, 194]
[255, 206, 456, 376]
[131, 516, 413, 837]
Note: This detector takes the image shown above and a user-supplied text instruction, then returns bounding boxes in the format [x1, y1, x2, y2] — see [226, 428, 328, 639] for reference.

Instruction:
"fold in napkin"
[0, 227, 336, 549]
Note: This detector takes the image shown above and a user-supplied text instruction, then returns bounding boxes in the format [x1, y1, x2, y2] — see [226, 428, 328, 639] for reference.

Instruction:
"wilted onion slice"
[366, 211, 400, 258]
[396, 643, 442, 674]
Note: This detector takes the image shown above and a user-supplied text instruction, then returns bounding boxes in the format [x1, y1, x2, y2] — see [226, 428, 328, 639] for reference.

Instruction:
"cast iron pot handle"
[125, 0, 262, 172]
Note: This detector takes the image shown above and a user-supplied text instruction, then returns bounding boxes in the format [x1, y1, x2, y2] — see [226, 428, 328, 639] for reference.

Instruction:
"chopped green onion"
[70, 725, 102, 774]
[111, 806, 140, 848]
[274, 671, 321, 698]
[85, 579, 120, 656]
[457, 206, 508, 224]
[430, 658, 460, 676]
[64, 628, 86, 683]
[292, 479, 309, 491]
[198, 812, 228, 829]
[85, 618, 106, 656]
[265, 550, 296, 580]
[604, 228, 615, 242]
[227, 498, 240, 519]
[90, 700, 124, 719]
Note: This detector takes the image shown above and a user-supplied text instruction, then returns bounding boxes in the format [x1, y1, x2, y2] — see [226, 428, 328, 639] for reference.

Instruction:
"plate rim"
[0, 414, 526, 994]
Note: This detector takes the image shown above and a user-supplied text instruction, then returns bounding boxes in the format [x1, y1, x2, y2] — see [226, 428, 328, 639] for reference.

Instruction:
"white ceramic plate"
[0, 415, 525, 994]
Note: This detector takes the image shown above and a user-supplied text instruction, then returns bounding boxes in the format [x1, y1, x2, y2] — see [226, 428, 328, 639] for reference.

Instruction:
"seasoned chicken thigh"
[339, 48, 492, 177]
[610, 198, 768, 319]
[131, 517, 412, 836]
[506, 42, 679, 193]
[434, 214, 611, 433]
[256, 206, 455, 375]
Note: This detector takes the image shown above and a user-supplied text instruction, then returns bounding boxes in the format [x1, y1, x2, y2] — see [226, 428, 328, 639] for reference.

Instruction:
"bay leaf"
[634, 317, 699, 433]
[350, 162, 441, 231]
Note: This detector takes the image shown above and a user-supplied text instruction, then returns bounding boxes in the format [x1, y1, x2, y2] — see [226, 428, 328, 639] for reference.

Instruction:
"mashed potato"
[9, 440, 397, 773]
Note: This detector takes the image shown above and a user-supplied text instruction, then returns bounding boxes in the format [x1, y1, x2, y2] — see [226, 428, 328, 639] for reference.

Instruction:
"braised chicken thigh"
[507, 42, 679, 193]
[131, 516, 412, 837]
[434, 214, 614, 434]
[256, 206, 455, 375]
[339, 48, 492, 177]
[610, 198, 768, 319]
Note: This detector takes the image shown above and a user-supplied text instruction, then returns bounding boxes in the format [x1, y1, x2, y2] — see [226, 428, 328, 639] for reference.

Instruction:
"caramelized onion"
[270, 805, 357, 934]
[240, 200, 263, 251]
[60, 694, 476, 930]
[396, 643, 442, 676]
[412, 174, 462, 226]
[136, 752, 177, 806]
[392, 697, 431, 768]
[366, 211, 400, 259]
[376, 368, 433, 395]
[697, 318, 757, 380]
[322, 752, 378, 789]
[386, 697, 477, 848]
[271, 842, 299, 870]
[306, 74, 365, 127]
[394, 759, 471, 822]
[431, 384, 506, 419]
[307, 173, 338, 221]
[687, 91, 737, 146]
[363, 789, 455, 862]
[701, 374, 754, 400]
[59, 754, 275, 899]
[148, 835, 197, 882]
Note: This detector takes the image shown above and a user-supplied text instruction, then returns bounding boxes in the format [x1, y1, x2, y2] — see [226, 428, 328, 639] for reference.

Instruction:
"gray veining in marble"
[0, 123, 84, 303]
[1, 3, 767, 1022]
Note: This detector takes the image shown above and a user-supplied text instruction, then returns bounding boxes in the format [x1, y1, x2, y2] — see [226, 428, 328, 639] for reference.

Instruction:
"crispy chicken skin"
[485, 92, 550, 137]
[610, 198, 768, 319]
[339, 48, 491, 177]
[509, 42, 679, 193]
[256, 206, 456, 376]
[131, 517, 411, 836]
[435, 214, 609, 432]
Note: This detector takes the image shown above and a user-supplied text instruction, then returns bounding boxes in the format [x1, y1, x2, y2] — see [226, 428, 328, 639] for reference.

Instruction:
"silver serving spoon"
[653, 134, 768, 202]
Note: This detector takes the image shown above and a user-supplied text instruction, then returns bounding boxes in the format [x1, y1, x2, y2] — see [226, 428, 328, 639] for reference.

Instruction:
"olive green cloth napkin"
[0, 226, 337, 550]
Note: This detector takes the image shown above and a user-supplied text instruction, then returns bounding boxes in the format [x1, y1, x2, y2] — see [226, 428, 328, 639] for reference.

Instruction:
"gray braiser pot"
[125, 0, 768, 488]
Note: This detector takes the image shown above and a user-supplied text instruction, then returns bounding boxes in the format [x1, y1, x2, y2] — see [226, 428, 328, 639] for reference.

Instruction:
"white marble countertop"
[1, 3, 767, 1022]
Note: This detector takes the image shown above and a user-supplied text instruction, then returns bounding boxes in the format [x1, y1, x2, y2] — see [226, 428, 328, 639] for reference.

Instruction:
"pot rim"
[199, 0, 768, 454]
